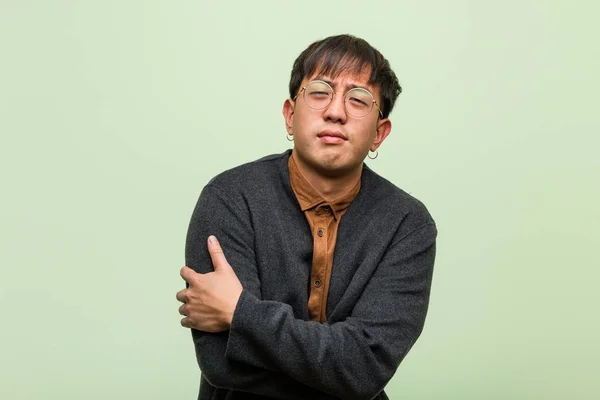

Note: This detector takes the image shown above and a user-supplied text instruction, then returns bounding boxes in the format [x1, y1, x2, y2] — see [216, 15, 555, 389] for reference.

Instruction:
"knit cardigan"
[185, 150, 437, 400]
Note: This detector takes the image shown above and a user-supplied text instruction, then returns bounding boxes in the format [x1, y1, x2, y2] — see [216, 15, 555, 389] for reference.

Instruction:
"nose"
[322, 93, 347, 123]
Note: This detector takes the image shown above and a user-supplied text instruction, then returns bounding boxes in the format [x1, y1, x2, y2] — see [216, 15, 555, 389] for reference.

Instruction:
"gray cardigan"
[185, 150, 437, 400]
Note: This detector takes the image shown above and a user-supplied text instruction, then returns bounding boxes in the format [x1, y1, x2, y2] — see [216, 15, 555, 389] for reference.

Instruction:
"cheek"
[292, 110, 315, 135]
[354, 121, 378, 141]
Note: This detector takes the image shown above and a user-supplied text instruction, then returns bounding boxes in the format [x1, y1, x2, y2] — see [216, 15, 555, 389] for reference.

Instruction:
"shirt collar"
[288, 152, 361, 220]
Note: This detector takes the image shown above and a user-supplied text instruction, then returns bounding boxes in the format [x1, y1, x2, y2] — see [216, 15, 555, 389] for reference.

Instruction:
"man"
[176, 34, 437, 399]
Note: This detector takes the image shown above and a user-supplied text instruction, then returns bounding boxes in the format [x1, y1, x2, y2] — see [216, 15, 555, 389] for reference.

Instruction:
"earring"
[368, 150, 378, 159]
[286, 134, 294, 141]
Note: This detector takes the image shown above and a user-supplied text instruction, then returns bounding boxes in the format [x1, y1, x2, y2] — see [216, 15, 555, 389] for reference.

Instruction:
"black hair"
[289, 34, 402, 118]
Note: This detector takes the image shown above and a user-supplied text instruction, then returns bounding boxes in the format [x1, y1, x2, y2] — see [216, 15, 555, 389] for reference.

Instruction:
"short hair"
[289, 34, 402, 119]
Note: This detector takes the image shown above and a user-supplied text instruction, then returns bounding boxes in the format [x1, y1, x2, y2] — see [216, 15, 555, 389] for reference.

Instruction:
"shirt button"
[317, 229, 324, 237]
[314, 280, 321, 287]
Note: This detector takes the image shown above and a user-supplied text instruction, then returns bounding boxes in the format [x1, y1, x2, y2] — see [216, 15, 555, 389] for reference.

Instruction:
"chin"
[295, 147, 361, 177]
[316, 156, 360, 178]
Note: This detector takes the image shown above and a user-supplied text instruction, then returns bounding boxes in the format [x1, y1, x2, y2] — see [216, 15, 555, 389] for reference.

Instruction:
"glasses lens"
[345, 88, 374, 117]
[304, 81, 333, 110]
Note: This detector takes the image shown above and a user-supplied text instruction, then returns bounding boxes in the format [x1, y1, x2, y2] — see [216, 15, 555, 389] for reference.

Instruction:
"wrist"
[225, 288, 243, 328]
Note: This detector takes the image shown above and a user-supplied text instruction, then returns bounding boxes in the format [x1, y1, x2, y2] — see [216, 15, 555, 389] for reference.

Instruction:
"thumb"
[207, 235, 229, 271]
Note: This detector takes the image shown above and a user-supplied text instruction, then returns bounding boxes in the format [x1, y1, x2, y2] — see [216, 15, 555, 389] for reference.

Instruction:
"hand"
[176, 235, 243, 332]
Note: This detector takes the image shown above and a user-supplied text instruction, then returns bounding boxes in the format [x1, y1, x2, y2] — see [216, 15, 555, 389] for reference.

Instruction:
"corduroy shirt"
[186, 150, 437, 400]
[288, 153, 360, 322]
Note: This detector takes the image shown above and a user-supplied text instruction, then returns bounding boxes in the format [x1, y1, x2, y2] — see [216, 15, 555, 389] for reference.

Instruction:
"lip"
[317, 130, 347, 140]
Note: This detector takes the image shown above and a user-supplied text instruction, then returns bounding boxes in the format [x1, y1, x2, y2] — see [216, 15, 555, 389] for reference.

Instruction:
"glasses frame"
[293, 80, 384, 118]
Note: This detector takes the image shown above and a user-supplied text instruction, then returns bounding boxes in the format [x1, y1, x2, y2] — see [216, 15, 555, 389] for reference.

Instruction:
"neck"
[291, 150, 362, 201]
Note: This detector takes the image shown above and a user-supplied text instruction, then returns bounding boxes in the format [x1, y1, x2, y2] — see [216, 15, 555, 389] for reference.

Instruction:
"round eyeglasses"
[293, 80, 383, 118]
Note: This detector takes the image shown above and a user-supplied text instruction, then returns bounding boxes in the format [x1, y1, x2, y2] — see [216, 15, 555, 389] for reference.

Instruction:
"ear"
[370, 118, 392, 152]
[282, 99, 295, 136]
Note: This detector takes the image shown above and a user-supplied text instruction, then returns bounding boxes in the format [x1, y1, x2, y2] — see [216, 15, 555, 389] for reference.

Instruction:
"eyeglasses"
[293, 80, 383, 118]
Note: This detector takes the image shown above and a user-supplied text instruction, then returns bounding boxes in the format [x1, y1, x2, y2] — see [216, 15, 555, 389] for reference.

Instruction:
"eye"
[348, 96, 369, 107]
[308, 91, 331, 100]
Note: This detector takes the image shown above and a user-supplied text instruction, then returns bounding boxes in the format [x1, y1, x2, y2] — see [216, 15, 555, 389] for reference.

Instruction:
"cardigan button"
[317, 229, 324, 237]
[314, 280, 321, 288]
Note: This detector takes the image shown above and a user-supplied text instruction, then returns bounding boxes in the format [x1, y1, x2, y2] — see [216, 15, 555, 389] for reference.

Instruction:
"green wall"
[1, 1, 598, 398]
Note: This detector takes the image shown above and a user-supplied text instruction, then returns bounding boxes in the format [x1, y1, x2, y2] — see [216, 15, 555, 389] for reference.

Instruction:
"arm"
[187, 182, 437, 398]
[184, 184, 334, 399]
[224, 221, 437, 400]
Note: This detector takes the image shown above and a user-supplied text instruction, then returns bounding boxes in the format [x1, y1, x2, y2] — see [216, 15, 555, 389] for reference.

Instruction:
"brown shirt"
[288, 153, 361, 322]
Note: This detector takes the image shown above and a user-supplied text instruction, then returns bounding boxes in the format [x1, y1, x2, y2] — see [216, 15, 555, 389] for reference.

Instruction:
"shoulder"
[191, 151, 292, 221]
[206, 151, 290, 194]
[360, 166, 436, 231]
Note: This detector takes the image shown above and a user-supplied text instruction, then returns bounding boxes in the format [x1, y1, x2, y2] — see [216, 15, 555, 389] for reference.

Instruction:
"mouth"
[317, 130, 347, 143]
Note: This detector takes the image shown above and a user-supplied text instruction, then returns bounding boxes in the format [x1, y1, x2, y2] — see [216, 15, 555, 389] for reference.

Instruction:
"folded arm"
[185, 183, 436, 399]
[185, 184, 335, 399]
[225, 223, 436, 399]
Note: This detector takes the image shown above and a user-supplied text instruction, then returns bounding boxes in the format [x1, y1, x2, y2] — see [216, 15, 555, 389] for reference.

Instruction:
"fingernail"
[208, 235, 217, 244]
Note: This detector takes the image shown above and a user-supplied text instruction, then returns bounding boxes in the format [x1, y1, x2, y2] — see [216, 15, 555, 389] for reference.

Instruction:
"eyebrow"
[313, 75, 372, 92]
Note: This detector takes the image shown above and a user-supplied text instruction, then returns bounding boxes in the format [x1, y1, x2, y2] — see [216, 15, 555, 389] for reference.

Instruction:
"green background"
[1, 1, 598, 398]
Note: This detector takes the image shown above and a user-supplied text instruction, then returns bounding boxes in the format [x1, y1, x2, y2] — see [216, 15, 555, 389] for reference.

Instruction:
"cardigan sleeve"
[185, 184, 335, 399]
[225, 216, 437, 400]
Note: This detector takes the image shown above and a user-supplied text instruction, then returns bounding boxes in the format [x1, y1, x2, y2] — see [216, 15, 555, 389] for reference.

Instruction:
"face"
[283, 69, 392, 179]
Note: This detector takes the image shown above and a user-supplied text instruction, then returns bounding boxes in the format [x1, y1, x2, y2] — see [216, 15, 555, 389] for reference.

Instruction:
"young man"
[176, 34, 437, 399]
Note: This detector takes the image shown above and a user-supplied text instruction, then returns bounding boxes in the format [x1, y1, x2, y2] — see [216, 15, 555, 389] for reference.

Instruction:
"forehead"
[303, 69, 379, 95]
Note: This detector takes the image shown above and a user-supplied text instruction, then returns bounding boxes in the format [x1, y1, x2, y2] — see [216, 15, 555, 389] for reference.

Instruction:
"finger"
[180, 266, 197, 283]
[180, 317, 191, 328]
[175, 289, 187, 303]
[207, 235, 228, 270]
[178, 303, 188, 316]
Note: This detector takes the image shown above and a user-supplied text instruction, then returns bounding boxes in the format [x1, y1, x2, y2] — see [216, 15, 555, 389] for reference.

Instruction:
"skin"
[177, 236, 242, 332]
[283, 70, 392, 199]
[177, 69, 393, 332]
